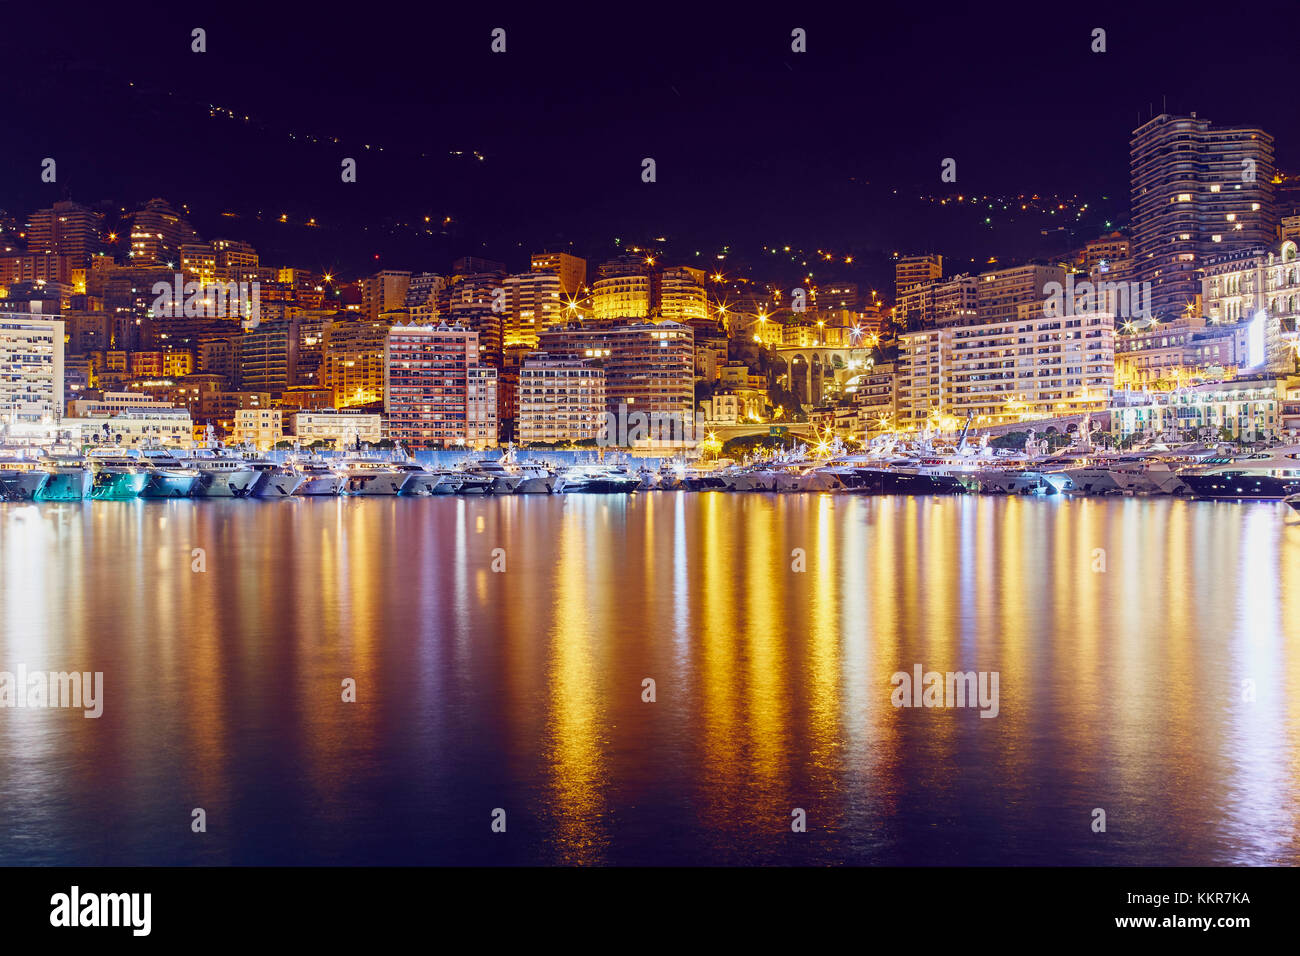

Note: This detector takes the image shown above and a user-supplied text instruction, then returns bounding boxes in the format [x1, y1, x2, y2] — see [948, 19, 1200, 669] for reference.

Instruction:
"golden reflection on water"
[2, 495, 1299, 865]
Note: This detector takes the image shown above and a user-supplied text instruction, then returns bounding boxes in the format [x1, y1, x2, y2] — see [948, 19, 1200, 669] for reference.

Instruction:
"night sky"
[4, 1, 1299, 289]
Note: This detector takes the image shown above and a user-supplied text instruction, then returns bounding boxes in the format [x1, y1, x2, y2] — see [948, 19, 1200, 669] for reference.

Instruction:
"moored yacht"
[136, 447, 201, 498]
[461, 452, 555, 494]
[336, 458, 406, 495]
[85, 449, 149, 500]
[246, 459, 306, 497]
[0, 452, 50, 500]
[555, 463, 640, 493]
[289, 457, 343, 496]
[37, 455, 92, 500]
[181, 448, 260, 497]
[1179, 446, 1300, 500]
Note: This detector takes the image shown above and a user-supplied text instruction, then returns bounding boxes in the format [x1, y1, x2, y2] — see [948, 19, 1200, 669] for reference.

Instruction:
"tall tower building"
[129, 198, 200, 266]
[530, 252, 587, 298]
[1130, 113, 1277, 321]
[359, 270, 412, 322]
[894, 255, 943, 301]
[27, 201, 105, 264]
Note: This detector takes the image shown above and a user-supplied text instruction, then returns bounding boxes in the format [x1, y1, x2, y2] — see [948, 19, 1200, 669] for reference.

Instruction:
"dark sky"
[3, 0, 1299, 289]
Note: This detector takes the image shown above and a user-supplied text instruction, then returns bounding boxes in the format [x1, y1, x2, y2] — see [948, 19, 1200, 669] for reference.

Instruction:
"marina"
[4, 432, 1300, 503]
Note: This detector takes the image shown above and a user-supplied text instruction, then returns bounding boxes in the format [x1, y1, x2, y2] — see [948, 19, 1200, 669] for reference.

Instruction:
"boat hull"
[191, 469, 260, 498]
[140, 472, 199, 498]
[0, 471, 50, 501]
[559, 479, 639, 494]
[37, 470, 92, 501]
[254, 473, 307, 497]
[341, 473, 404, 495]
[295, 475, 342, 496]
[514, 475, 555, 494]
[1181, 473, 1300, 500]
[90, 471, 148, 500]
[839, 469, 966, 495]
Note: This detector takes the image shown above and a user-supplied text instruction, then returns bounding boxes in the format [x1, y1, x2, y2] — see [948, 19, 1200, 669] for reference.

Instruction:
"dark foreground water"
[1, 494, 1299, 865]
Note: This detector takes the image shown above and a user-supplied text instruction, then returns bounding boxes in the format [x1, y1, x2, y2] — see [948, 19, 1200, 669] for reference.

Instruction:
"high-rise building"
[658, 267, 709, 324]
[27, 201, 104, 264]
[895, 275, 978, 330]
[896, 310, 1114, 427]
[592, 275, 651, 320]
[0, 312, 65, 423]
[129, 198, 200, 266]
[1130, 113, 1277, 321]
[517, 352, 606, 444]
[360, 270, 412, 322]
[530, 252, 587, 298]
[894, 254, 943, 301]
[404, 272, 450, 324]
[976, 264, 1066, 326]
[237, 320, 296, 394]
[537, 320, 694, 432]
[320, 318, 389, 407]
[502, 272, 564, 347]
[384, 322, 498, 448]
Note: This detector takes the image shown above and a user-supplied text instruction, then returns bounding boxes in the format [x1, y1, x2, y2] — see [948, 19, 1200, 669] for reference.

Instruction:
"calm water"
[2, 493, 1299, 866]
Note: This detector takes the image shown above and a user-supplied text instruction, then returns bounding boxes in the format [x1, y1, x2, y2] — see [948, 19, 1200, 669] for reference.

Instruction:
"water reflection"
[1, 495, 1298, 865]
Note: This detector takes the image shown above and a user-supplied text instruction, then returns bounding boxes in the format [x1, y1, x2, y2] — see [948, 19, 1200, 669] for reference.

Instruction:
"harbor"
[3, 429, 1300, 504]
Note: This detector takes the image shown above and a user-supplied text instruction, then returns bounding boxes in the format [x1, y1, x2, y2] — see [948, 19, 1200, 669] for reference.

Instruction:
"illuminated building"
[976, 263, 1066, 326]
[232, 408, 284, 449]
[894, 254, 943, 300]
[1201, 239, 1300, 373]
[63, 408, 193, 446]
[897, 310, 1114, 427]
[516, 352, 606, 443]
[128, 198, 200, 265]
[0, 312, 64, 423]
[320, 318, 389, 408]
[290, 410, 383, 446]
[360, 270, 412, 322]
[537, 320, 694, 433]
[384, 323, 498, 448]
[658, 268, 709, 323]
[1111, 377, 1289, 441]
[502, 272, 564, 347]
[895, 274, 977, 331]
[530, 252, 587, 298]
[1131, 113, 1277, 321]
[26, 201, 104, 264]
[592, 274, 651, 320]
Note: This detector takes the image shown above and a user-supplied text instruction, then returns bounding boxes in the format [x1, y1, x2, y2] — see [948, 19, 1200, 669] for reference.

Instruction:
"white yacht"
[246, 459, 306, 497]
[461, 450, 556, 494]
[336, 458, 407, 496]
[135, 447, 201, 498]
[181, 448, 261, 497]
[391, 461, 445, 496]
[289, 457, 343, 496]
